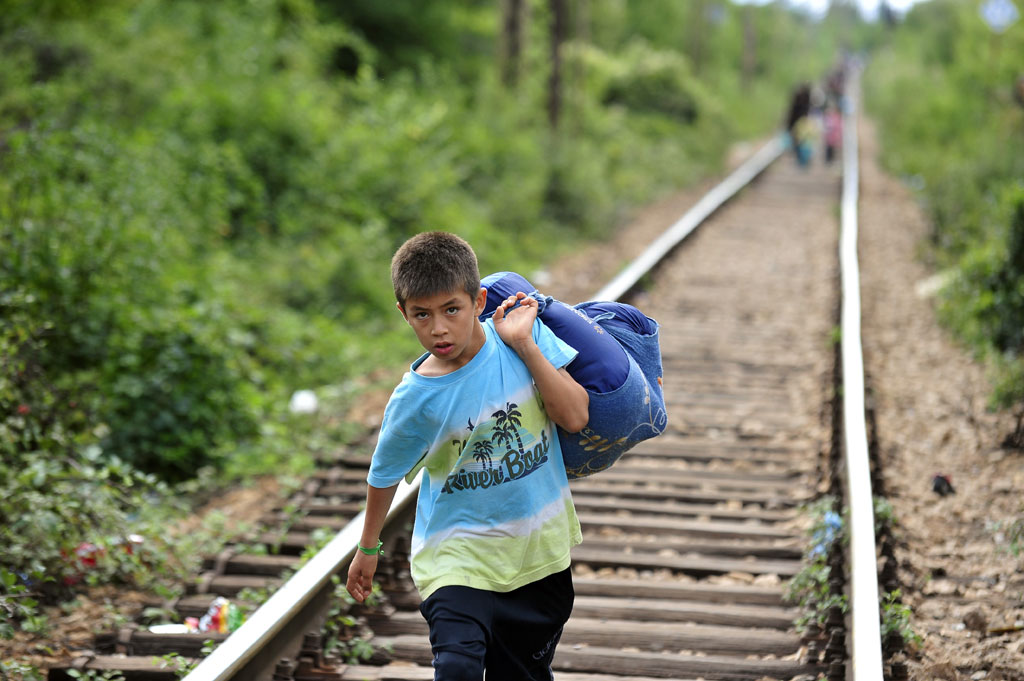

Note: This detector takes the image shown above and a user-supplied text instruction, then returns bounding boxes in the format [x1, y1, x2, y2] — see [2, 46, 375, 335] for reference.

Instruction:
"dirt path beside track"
[858, 117, 1024, 681]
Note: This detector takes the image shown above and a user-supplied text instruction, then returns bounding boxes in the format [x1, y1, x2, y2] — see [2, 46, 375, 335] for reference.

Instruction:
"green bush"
[0, 292, 184, 607]
[0, 658, 45, 681]
[100, 323, 258, 482]
[942, 188, 1024, 355]
[867, 0, 1024, 414]
[0, 292, 82, 459]
[602, 41, 715, 123]
[938, 188, 1024, 411]
[1, 122, 183, 370]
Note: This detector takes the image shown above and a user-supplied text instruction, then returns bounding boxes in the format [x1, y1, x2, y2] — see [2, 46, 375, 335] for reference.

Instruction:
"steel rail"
[838, 65, 884, 680]
[183, 134, 788, 681]
[182, 477, 420, 681]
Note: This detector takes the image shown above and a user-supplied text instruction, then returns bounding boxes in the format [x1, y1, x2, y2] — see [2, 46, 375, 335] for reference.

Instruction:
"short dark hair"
[391, 231, 480, 307]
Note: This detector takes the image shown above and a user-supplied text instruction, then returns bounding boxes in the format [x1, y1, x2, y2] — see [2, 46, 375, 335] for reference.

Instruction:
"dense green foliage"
[865, 0, 1024, 411]
[1, 1, 843, 650]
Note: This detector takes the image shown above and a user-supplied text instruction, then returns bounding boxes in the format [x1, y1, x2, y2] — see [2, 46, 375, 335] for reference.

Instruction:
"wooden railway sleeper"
[293, 632, 345, 680]
[67, 654, 95, 672]
[376, 537, 419, 611]
[803, 622, 826, 663]
[192, 570, 217, 595]
[190, 547, 239, 595]
[824, 604, 847, 681]
[212, 547, 237, 577]
[88, 626, 136, 656]
[272, 658, 297, 680]
[270, 633, 347, 681]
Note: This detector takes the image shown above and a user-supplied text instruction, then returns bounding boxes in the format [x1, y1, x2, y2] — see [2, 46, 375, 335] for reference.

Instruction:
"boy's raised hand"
[492, 292, 538, 350]
[491, 290, 590, 432]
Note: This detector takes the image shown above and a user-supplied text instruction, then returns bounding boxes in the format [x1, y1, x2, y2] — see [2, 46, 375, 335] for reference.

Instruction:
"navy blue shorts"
[418, 568, 574, 681]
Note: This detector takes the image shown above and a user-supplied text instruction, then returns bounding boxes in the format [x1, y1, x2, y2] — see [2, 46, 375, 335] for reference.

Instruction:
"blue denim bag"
[481, 272, 667, 478]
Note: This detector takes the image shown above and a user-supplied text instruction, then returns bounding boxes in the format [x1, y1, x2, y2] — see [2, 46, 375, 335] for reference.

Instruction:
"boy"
[346, 231, 589, 681]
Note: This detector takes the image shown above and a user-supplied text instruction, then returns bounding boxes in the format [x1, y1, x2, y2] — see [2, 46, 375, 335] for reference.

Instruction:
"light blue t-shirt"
[367, 318, 582, 600]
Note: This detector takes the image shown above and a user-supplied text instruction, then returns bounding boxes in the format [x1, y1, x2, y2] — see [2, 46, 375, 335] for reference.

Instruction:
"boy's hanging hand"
[346, 552, 377, 603]
[492, 292, 538, 351]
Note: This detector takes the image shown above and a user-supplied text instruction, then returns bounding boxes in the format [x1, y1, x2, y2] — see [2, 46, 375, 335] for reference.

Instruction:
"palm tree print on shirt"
[438, 402, 549, 494]
[491, 402, 525, 456]
[472, 439, 494, 469]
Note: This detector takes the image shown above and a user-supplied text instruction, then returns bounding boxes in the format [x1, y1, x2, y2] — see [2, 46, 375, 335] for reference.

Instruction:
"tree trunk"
[548, 0, 568, 128]
[688, 0, 707, 76]
[571, 0, 589, 132]
[742, 6, 756, 88]
[500, 0, 524, 87]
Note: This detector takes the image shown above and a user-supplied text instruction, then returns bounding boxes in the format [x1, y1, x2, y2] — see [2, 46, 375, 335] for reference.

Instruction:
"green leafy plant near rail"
[1009, 515, 1024, 557]
[787, 560, 849, 634]
[1, 569, 44, 640]
[228, 528, 387, 664]
[290, 530, 389, 663]
[880, 589, 921, 650]
[324, 578, 386, 664]
[0, 660, 46, 681]
[153, 640, 216, 680]
[873, 495, 895, 536]
[786, 496, 848, 633]
[788, 496, 922, 649]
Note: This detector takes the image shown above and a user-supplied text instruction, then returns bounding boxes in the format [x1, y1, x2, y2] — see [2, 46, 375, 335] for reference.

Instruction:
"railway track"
[50, 75, 887, 681]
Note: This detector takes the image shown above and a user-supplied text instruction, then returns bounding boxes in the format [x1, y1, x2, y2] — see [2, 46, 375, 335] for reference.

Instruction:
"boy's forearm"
[492, 294, 588, 432]
[347, 482, 399, 603]
[360, 483, 400, 547]
[511, 340, 589, 433]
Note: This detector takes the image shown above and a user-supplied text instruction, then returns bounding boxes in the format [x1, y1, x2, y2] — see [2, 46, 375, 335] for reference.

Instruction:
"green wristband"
[358, 540, 384, 556]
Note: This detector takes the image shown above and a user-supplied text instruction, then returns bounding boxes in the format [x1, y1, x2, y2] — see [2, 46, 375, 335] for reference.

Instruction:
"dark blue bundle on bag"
[481, 272, 667, 479]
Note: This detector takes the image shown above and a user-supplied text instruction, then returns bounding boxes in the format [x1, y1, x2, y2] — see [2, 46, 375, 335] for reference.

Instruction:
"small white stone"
[531, 269, 552, 287]
[289, 389, 319, 414]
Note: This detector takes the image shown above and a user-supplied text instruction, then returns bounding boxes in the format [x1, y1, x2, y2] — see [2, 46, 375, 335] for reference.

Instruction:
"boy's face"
[399, 287, 487, 374]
